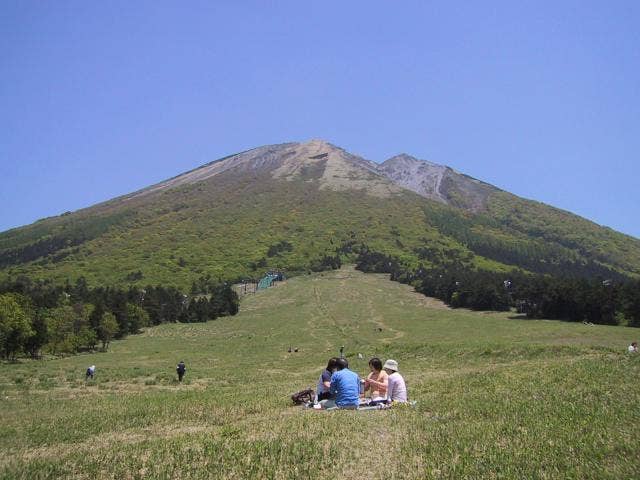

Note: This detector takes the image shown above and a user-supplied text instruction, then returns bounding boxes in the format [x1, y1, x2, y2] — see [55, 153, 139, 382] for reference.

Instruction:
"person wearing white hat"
[383, 359, 407, 403]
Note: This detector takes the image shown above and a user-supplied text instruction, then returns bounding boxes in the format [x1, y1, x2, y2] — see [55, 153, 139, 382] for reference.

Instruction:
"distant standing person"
[86, 365, 95, 380]
[629, 342, 638, 353]
[176, 361, 186, 382]
[383, 359, 407, 403]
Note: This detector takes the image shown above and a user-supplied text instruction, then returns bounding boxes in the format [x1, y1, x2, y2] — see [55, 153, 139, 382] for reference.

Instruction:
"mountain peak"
[302, 138, 334, 148]
[269, 139, 401, 197]
[378, 152, 496, 211]
[132, 141, 496, 210]
[378, 153, 448, 203]
[132, 139, 401, 201]
[385, 153, 419, 163]
[383, 153, 443, 169]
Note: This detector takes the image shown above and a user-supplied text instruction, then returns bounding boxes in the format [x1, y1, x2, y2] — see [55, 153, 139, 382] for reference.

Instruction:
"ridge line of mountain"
[2, 138, 639, 287]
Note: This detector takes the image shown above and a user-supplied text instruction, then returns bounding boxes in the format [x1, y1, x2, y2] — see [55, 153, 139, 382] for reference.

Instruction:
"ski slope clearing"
[1, 267, 638, 479]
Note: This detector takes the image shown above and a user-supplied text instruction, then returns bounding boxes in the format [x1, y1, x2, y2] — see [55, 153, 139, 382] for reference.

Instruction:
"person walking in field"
[85, 365, 95, 380]
[383, 359, 407, 404]
[363, 357, 388, 405]
[176, 360, 186, 382]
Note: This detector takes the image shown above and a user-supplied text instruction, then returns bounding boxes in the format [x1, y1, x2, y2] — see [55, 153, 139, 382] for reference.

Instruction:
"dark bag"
[291, 388, 315, 405]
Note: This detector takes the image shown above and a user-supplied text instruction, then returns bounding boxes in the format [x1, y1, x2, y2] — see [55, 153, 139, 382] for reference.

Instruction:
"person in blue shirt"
[323, 358, 360, 409]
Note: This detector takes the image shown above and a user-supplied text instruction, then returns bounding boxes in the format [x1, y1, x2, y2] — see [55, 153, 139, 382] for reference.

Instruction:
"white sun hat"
[383, 359, 398, 371]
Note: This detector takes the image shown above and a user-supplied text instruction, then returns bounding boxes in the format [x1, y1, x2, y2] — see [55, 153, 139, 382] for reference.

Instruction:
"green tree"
[45, 305, 75, 354]
[98, 312, 119, 351]
[622, 279, 640, 327]
[126, 303, 149, 334]
[24, 310, 48, 358]
[0, 293, 34, 360]
[77, 327, 98, 351]
[44, 303, 95, 354]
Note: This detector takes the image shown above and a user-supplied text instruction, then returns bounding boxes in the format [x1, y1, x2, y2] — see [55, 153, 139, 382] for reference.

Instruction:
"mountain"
[379, 153, 498, 212]
[2, 139, 640, 287]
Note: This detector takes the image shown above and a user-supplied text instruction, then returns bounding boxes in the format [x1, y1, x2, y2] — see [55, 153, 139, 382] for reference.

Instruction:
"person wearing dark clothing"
[317, 357, 339, 401]
[176, 361, 186, 382]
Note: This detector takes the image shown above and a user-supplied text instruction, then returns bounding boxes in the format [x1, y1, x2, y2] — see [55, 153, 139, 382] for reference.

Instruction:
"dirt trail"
[310, 268, 416, 343]
[302, 285, 334, 352]
[363, 296, 406, 342]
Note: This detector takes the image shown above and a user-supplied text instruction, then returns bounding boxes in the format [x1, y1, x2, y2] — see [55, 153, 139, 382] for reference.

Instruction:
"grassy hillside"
[1, 268, 638, 478]
[425, 192, 640, 278]
[0, 170, 480, 286]
[487, 191, 640, 274]
[2, 143, 640, 287]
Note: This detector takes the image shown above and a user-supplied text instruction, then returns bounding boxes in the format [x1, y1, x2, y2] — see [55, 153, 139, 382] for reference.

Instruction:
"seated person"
[317, 357, 339, 401]
[322, 358, 360, 409]
[383, 359, 407, 403]
[363, 357, 388, 404]
[629, 342, 638, 353]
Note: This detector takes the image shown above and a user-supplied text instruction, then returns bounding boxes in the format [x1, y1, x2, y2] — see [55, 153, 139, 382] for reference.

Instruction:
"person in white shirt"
[629, 342, 638, 353]
[383, 359, 407, 403]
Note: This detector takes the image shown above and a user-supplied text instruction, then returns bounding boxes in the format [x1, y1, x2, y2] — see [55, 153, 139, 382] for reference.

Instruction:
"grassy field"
[1, 267, 638, 479]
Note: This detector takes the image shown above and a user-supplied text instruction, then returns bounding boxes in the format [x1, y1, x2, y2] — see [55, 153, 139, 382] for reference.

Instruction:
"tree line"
[355, 247, 640, 327]
[0, 275, 239, 360]
[0, 211, 131, 268]
[425, 207, 629, 280]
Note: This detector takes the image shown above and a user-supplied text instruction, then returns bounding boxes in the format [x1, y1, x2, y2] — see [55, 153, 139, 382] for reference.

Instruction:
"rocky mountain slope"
[378, 154, 498, 212]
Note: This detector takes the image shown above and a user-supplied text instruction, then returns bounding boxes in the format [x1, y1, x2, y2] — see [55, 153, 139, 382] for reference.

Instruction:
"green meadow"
[1, 267, 638, 479]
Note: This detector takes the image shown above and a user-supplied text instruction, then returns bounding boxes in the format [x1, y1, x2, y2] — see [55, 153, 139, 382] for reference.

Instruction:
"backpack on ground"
[291, 388, 315, 405]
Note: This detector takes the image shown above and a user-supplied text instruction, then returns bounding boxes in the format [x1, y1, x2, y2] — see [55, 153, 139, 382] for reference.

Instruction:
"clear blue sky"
[2, 1, 639, 238]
